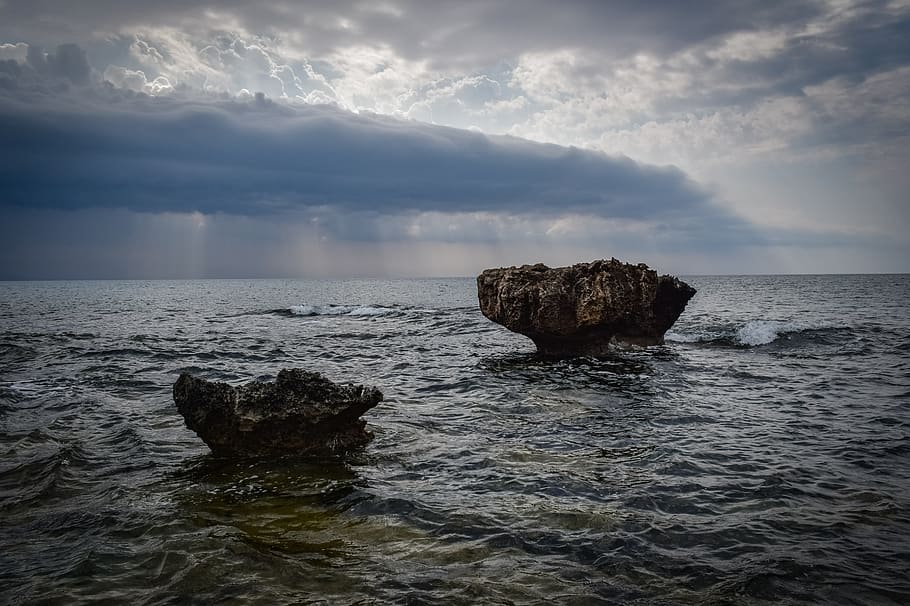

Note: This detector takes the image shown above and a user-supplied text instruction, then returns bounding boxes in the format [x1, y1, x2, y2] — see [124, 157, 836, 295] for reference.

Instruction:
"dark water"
[1, 275, 908, 605]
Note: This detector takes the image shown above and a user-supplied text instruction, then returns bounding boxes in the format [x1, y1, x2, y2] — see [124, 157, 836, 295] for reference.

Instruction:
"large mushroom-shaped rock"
[173, 369, 383, 457]
[477, 258, 696, 355]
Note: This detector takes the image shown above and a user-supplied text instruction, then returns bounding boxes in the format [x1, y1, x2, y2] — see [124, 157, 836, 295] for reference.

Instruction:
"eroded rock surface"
[477, 258, 696, 355]
[173, 369, 382, 457]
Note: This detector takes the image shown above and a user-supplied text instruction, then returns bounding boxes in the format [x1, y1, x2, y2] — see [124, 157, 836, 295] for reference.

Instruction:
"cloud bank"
[0, 49, 737, 233]
[0, 93, 709, 221]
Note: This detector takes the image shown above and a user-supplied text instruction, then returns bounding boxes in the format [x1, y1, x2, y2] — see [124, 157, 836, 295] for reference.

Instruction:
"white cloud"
[0, 42, 28, 62]
[102, 65, 173, 95]
[481, 95, 528, 114]
[323, 43, 428, 113]
[128, 29, 227, 91]
[706, 29, 791, 62]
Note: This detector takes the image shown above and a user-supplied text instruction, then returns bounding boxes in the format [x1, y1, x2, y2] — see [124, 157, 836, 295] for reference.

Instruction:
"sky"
[0, 0, 908, 278]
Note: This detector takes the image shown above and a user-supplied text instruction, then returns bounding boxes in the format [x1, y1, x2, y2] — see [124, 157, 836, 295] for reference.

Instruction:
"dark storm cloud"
[655, 2, 910, 112]
[0, 60, 725, 226]
[24, 43, 91, 84]
[0, 43, 92, 92]
[757, 4, 910, 90]
[0, 0, 824, 67]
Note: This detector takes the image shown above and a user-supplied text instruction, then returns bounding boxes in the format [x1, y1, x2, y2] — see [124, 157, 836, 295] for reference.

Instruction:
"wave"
[276, 304, 440, 318]
[666, 320, 848, 347]
[288, 304, 397, 317]
[736, 320, 806, 346]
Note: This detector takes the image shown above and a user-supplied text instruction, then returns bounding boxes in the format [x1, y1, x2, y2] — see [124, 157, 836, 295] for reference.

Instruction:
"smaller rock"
[173, 369, 382, 457]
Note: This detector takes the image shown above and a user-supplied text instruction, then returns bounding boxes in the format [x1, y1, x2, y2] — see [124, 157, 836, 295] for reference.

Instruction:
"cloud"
[5, 2, 905, 167]
[3, 204, 902, 280]
[0, 43, 94, 94]
[0, 1, 824, 69]
[102, 65, 173, 94]
[1, 3, 907, 275]
[0, 52, 733, 236]
[26, 43, 91, 84]
[0, 42, 28, 62]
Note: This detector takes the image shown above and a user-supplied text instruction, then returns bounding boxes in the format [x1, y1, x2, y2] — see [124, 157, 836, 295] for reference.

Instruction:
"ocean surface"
[1, 275, 908, 605]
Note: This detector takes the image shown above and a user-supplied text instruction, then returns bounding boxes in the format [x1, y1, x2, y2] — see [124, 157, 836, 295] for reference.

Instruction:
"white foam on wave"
[288, 304, 396, 317]
[663, 329, 705, 343]
[667, 319, 844, 347]
[734, 320, 798, 346]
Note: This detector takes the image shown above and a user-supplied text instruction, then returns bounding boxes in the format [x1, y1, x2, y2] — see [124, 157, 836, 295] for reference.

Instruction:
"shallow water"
[1, 275, 908, 604]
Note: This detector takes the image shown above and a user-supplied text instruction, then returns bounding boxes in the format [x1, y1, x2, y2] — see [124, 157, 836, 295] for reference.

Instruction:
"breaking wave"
[666, 320, 848, 347]
[288, 304, 396, 317]
[736, 320, 806, 346]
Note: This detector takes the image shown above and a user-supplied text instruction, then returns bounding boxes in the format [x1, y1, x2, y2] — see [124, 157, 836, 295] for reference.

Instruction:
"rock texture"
[173, 369, 382, 457]
[477, 258, 696, 355]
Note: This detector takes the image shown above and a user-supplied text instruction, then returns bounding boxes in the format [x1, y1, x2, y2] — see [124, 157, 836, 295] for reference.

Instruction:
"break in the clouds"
[0, 1, 908, 277]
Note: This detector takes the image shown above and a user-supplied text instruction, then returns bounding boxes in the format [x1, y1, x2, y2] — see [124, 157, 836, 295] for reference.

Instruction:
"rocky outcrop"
[173, 369, 382, 457]
[477, 259, 696, 355]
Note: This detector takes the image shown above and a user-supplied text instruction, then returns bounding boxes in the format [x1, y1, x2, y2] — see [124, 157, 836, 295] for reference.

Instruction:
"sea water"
[1, 275, 908, 604]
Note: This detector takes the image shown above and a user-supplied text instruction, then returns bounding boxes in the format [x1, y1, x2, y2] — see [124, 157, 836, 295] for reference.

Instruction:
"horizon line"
[1, 271, 909, 282]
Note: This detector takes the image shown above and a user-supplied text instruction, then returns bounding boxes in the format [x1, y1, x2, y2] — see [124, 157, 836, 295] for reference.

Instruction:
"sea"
[1, 275, 908, 605]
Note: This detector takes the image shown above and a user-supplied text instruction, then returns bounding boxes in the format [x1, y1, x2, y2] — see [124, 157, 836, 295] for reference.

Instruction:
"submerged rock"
[173, 369, 383, 457]
[477, 258, 696, 355]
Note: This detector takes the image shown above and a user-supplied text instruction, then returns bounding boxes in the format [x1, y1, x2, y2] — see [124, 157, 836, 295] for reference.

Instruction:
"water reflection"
[479, 351, 656, 387]
[173, 455, 369, 557]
